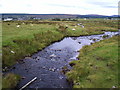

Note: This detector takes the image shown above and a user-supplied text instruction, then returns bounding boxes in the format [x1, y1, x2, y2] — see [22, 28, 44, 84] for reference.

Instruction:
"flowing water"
[6, 31, 119, 89]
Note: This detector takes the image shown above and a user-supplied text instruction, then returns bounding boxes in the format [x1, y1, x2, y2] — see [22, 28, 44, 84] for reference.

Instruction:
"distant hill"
[1, 14, 77, 20]
[1, 13, 118, 20]
[77, 14, 109, 18]
[111, 15, 119, 17]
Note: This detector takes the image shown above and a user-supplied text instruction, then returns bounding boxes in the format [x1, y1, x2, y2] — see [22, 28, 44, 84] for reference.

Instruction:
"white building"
[4, 18, 13, 21]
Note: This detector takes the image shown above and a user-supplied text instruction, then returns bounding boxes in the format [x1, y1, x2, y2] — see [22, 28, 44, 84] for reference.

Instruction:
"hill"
[1, 13, 118, 20]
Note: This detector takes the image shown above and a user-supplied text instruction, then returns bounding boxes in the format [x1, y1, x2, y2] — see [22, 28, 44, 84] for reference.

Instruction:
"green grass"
[66, 36, 119, 88]
[2, 73, 21, 89]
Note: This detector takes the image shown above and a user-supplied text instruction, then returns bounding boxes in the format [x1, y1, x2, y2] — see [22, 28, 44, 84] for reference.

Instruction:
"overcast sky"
[0, 0, 119, 15]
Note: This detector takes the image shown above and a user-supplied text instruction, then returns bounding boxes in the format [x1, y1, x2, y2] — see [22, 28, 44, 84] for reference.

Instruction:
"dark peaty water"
[7, 31, 119, 89]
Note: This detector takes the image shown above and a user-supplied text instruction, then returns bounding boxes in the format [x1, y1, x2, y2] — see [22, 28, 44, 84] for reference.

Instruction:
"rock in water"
[50, 54, 56, 58]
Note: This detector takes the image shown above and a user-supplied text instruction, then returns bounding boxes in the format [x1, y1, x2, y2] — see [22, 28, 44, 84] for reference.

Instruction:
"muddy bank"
[5, 31, 119, 89]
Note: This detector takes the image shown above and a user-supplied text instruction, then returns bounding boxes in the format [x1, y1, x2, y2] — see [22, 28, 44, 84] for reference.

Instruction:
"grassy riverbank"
[66, 36, 119, 88]
[2, 19, 118, 88]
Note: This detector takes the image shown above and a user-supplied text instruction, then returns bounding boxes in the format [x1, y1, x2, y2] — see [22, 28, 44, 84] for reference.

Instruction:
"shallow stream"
[7, 31, 119, 89]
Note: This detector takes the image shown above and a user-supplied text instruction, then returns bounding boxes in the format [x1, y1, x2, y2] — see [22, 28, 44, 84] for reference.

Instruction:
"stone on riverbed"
[22, 77, 26, 79]
[59, 76, 64, 79]
[36, 56, 40, 60]
[50, 54, 57, 58]
[42, 66, 46, 69]
[78, 42, 81, 44]
[48, 67, 56, 72]
[51, 59, 56, 61]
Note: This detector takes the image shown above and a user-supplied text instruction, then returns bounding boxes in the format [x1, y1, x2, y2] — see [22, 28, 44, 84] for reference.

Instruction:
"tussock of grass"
[66, 36, 119, 88]
[2, 73, 21, 89]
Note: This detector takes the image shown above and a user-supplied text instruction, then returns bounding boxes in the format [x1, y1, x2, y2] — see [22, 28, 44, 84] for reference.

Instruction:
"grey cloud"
[103, 6, 117, 8]
[46, 3, 88, 10]
[88, 1, 111, 6]
[86, 1, 117, 8]
[47, 4, 76, 8]
[26, 4, 32, 7]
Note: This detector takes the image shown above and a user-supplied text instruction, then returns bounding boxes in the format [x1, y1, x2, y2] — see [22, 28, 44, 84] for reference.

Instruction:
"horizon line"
[0, 13, 117, 16]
